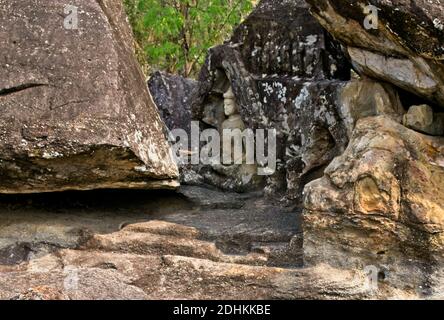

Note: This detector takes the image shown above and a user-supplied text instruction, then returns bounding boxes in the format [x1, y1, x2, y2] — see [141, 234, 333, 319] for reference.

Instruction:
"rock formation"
[284, 80, 404, 200]
[187, 0, 411, 203]
[188, 0, 352, 195]
[0, 0, 178, 193]
[148, 71, 197, 135]
[306, 0, 444, 108]
[2, 0, 444, 300]
[304, 116, 444, 292]
[0, 188, 406, 300]
[303, 0, 444, 293]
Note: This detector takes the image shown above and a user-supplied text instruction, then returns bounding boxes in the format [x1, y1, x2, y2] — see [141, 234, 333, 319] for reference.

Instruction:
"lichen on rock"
[0, 0, 179, 193]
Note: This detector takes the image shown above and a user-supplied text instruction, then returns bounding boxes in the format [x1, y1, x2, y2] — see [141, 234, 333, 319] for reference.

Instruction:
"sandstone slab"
[303, 116, 444, 293]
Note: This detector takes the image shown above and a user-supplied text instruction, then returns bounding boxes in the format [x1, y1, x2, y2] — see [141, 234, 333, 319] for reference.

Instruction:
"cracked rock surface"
[0, 0, 178, 193]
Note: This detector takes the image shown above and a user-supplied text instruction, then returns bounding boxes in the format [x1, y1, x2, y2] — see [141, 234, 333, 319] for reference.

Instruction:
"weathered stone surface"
[192, 0, 351, 125]
[201, 99, 225, 128]
[307, 0, 444, 108]
[0, 188, 301, 266]
[193, 77, 405, 198]
[403, 104, 444, 136]
[189, 0, 353, 195]
[0, 188, 414, 299]
[0, 0, 178, 193]
[177, 185, 256, 209]
[5, 266, 149, 300]
[0, 187, 433, 299]
[148, 71, 197, 134]
[194, 78, 404, 197]
[303, 116, 444, 293]
[285, 79, 404, 200]
[223, 87, 239, 116]
[228, 0, 351, 80]
[190, 0, 410, 199]
[1, 249, 375, 300]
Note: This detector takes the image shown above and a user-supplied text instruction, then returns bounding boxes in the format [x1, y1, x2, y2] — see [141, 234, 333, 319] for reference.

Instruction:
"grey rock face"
[306, 0, 444, 108]
[190, 0, 354, 196]
[194, 75, 404, 198]
[0, 0, 178, 193]
[285, 80, 404, 200]
[148, 71, 197, 134]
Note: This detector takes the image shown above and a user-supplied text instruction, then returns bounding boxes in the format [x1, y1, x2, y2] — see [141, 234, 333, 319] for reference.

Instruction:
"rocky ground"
[0, 186, 419, 300]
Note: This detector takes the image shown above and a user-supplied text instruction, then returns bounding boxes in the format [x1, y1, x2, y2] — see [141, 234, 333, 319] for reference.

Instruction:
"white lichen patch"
[42, 151, 63, 159]
[134, 130, 143, 144]
[134, 165, 148, 173]
[274, 82, 287, 103]
[304, 35, 318, 46]
[433, 18, 444, 31]
[293, 86, 310, 110]
[262, 82, 273, 95]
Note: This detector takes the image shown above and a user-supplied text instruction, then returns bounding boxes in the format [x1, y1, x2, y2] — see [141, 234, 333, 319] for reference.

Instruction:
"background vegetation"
[123, 0, 255, 78]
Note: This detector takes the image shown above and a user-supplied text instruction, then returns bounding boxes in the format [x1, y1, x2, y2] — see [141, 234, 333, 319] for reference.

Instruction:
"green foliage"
[124, 0, 255, 77]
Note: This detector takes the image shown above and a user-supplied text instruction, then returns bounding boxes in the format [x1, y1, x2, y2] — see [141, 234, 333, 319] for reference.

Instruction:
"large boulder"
[303, 116, 444, 292]
[306, 0, 444, 108]
[0, 0, 178, 193]
[148, 71, 197, 134]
